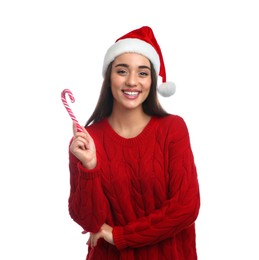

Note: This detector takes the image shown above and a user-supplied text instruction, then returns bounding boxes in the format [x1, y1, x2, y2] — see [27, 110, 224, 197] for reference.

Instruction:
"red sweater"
[68, 115, 200, 259]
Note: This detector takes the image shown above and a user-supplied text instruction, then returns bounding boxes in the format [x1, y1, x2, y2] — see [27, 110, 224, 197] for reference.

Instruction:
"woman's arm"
[68, 156, 110, 233]
[68, 123, 111, 233]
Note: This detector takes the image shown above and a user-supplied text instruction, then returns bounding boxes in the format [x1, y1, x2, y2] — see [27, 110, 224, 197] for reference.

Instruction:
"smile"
[122, 91, 140, 96]
[123, 91, 139, 96]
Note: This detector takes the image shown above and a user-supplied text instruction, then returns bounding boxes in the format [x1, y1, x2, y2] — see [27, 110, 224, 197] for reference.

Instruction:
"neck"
[108, 108, 151, 138]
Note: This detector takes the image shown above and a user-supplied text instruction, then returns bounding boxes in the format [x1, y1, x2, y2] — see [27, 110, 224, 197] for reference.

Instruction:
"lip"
[122, 90, 141, 99]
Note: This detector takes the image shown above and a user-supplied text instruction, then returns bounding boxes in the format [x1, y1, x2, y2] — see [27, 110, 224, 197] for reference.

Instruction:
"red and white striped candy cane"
[61, 89, 83, 132]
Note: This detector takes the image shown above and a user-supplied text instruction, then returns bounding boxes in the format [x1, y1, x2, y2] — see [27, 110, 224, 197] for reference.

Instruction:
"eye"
[139, 71, 149, 77]
[116, 69, 127, 75]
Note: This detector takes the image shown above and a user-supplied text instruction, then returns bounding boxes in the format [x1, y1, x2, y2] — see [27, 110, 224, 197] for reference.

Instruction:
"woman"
[68, 26, 200, 259]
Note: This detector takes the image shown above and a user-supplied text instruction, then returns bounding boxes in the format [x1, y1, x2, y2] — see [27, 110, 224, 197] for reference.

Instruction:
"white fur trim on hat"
[102, 38, 160, 77]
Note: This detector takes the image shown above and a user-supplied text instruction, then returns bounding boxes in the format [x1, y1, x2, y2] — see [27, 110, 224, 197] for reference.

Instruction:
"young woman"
[68, 26, 200, 259]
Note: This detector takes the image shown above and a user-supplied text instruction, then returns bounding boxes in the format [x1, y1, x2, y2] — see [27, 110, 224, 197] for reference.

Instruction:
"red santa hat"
[102, 26, 176, 97]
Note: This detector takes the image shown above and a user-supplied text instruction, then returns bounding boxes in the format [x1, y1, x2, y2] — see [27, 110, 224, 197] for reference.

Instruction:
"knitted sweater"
[68, 115, 200, 259]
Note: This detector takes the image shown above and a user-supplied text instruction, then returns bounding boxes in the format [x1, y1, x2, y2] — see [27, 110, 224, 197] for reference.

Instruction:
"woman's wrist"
[82, 158, 97, 170]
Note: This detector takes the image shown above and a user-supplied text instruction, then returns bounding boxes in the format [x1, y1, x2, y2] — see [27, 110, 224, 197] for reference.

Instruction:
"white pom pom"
[157, 82, 176, 97]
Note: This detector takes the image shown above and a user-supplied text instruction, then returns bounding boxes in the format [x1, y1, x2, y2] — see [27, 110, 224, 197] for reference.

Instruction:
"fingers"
[73, 129, 95, 153]
[91, 234, 97, 247]
[74, 136, 88, 150]
[72, 125, 88, 144]
[88, 233, 100, 248]
[82, 230, 91, 246]
[72, 122, 92, 140]
[85, 225, 114, 248]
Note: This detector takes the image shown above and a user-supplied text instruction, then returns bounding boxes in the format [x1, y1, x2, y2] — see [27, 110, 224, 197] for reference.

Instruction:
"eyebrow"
[114, 63, 151, 71]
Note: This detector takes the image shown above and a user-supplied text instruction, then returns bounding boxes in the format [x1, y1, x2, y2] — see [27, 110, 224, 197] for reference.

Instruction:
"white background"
[1, 0, 259, 259]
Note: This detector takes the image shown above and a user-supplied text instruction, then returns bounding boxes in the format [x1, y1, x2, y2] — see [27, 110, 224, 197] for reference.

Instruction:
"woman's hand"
[69, 122, 97, 170]
[87, 223, 114, 247]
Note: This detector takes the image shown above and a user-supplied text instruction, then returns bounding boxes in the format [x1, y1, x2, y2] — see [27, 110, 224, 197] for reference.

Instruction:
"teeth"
[124, 91, 138, 96]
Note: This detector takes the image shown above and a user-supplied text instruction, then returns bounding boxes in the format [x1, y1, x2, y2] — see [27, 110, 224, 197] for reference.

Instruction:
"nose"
[125, 72, 137, 87]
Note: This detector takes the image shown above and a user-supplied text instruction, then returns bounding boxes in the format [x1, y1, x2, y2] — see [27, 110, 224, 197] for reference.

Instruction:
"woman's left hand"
[87, 223, 114, 247]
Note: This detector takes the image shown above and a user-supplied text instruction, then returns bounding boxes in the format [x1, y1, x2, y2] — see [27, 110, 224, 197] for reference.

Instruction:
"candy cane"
[61, 89, 83, 132]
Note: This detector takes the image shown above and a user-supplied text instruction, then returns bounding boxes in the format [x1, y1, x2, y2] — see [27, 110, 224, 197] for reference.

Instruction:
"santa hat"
[102, 26, 176, 97]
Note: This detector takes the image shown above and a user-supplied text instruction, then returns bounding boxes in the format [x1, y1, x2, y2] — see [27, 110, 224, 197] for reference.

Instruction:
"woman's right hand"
[69, 122, 97, 170]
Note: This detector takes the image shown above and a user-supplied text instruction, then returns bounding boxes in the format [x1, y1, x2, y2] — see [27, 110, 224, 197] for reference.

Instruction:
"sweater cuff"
[77, 162, 100, 179]
[113, 226, 127, 250]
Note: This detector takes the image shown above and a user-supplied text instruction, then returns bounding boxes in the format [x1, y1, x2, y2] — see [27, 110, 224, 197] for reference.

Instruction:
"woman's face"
[110, 53, 152, 111]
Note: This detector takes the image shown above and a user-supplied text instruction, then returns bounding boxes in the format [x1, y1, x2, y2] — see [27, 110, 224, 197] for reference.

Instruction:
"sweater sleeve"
[68, 143, 110, 233]
[112, 116, 200, 250]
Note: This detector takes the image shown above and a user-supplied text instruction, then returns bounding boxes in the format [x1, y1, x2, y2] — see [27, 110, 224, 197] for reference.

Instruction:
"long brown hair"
[85, 61, 168, 126]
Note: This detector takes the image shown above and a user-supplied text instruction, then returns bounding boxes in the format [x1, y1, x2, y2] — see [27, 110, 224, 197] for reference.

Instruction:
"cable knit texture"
[68, 115, 200, 259]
